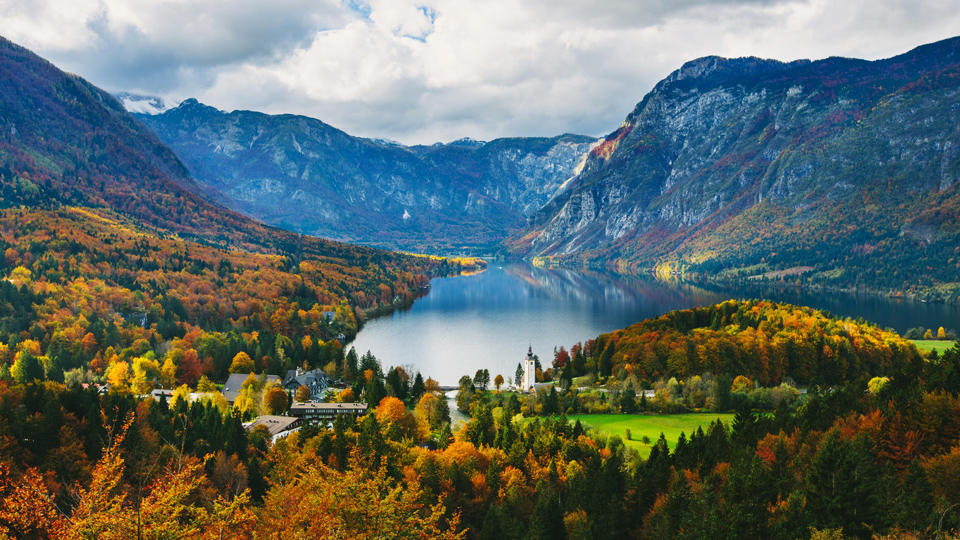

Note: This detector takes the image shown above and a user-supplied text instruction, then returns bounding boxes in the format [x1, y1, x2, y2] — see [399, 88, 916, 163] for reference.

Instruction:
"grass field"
[910, 340, 957, 354]
[568, 413, 734, 457]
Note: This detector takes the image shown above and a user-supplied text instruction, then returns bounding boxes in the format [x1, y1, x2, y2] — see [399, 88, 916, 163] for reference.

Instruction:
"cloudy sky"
[1, 0, 958, 144]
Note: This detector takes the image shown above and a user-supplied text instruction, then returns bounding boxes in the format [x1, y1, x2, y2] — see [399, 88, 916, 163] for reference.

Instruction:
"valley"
[0, 25, 960, 540]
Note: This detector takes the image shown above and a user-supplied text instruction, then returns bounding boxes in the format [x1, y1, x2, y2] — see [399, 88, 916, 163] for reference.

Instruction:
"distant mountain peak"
[173, 98, 223, 114]
[114, 92, 170, 115]
[449, 137, 486, 147]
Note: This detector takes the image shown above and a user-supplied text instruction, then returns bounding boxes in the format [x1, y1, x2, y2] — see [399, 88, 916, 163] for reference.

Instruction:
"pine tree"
[410, 372, 425, 404]
[12, 351, 44, 384]
[526, 481, 566, 540]
[619, 383, 637, 414]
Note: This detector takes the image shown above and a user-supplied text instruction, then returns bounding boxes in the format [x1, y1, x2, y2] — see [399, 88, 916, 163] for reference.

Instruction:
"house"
[150, 388, 174, 402]
[222, 373, 280, 405]
[289, 402, 368, 421]
[246, 415, 303, 438]
[282, 367, 331, 401]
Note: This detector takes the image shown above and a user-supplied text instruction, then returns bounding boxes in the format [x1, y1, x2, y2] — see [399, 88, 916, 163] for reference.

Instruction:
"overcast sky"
[2, 0, 958, 144]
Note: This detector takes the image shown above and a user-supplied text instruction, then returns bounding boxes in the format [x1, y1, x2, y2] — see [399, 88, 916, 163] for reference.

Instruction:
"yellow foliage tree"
[257, 450, 463, 540]
[376, 397, 407, 425]
[336, 388, 355, 402]
[170, 384, 193, 409]
[415, 392, 442, 429]
[197, 375, 218, 393]
[731, 375, 753, 393]
[263, 385, 289, 415]
[131, 357, 160, 395]
[106, 361, 131, 393]
[229, 352, 255, 374]
[159, 358, 178, 389]
[0, 417, 253, 539]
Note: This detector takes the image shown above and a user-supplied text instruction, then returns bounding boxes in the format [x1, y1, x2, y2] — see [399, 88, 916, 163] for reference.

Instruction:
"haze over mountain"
[133, 101, 597, 252]
[508, 36, 960, 300]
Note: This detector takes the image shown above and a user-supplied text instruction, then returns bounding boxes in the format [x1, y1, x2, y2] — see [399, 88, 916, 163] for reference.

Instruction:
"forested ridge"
[582, 300, 917, 386]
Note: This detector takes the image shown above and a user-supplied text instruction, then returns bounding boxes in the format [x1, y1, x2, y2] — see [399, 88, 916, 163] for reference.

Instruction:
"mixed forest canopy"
[0, 301, 958, 539]
[579, 300, 918, 386]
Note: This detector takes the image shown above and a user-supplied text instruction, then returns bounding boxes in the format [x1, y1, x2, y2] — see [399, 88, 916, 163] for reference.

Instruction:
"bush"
[625, 428, 631, 440]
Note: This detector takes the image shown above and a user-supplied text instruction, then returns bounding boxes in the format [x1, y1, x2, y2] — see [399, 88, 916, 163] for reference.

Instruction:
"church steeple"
[523, 345, 536, 392]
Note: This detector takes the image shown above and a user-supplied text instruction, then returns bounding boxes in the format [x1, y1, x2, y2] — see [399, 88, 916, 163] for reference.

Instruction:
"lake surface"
[350, 263, 960, 385]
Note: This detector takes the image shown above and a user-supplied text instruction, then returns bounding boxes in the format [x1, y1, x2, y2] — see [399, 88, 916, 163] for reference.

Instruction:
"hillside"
[510, 36, 960, 301]
[580, 299, 918, 386]
[135, 101, 597, 252]
[0, 35, 480, 380]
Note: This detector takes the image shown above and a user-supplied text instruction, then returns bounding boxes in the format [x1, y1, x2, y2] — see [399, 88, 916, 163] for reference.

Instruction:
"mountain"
[0, 34, 477, 358]
[509, 37, 960, 300]
[133, 100, 597, 252]
[115, 92, 170, 115]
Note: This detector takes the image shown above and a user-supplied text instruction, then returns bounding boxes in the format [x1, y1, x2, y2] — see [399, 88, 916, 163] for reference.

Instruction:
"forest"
[0, 300, 958, 539]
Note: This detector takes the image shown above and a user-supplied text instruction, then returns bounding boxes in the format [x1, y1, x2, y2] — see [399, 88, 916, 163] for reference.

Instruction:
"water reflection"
[350, 263, 960, 385]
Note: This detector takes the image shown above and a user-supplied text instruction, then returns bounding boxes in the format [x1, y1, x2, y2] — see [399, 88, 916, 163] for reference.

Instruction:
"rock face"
[136, 102, 597, 252]
[510, 37, 960, 296]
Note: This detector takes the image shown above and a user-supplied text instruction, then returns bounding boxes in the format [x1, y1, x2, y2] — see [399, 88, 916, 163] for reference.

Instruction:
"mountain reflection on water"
[350, 263, 960, 385]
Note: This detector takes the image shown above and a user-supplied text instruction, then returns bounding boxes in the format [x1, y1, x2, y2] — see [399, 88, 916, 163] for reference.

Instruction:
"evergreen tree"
[526, 481, 566, 540]
[559, 362, 573, 392]
[410, 372, 425, 404]
[806, 430, 881, 537]
[365, 374, 387, 406]
[385, 367, 407, 400]
[619, 382, 637, 414]
[599, 342, 614, 378]
[12, 351, 44, 384]
[344, 347, 359, 382]
[46, 354, 65, 384]
[543, 386, 560, 415]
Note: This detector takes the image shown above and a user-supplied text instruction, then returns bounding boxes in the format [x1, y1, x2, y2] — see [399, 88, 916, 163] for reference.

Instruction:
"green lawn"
[910, 340, 957, 354]
[568, 413, 734, 457]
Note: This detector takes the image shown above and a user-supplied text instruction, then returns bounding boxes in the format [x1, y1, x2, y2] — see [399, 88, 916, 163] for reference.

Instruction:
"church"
[520, 345, 551, 393]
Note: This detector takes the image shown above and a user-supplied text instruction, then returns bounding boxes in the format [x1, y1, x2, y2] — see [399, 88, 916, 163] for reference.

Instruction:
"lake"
[350, 263, 960, 385]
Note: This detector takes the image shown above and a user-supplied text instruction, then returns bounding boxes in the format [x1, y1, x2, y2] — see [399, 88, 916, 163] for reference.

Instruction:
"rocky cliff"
[136, 102, 597, 252]
[510, 37, 960, 299]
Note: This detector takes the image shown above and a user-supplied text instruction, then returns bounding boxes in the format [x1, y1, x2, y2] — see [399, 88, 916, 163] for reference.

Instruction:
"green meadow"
[569, 413, 735, 457]
[910, 340, 957, 354]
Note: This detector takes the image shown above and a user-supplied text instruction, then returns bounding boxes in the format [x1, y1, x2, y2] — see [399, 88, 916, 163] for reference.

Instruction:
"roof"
[222, 373, 280, 403]
[246, 415, 301, 436]
[290, 402, 368, 415]
[282, 368, 331, 392]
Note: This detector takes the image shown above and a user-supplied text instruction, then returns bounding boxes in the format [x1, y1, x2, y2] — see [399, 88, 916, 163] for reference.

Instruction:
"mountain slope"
[0, 35, 475, 353]
[509, 36, 960, 300]
[135, 101, 597, 252]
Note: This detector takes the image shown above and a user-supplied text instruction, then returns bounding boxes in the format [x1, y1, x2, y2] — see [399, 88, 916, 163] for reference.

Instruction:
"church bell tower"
[522, 345, 536, 392]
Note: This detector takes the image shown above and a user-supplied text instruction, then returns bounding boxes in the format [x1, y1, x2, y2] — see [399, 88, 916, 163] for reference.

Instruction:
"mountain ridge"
[134, 99, 598, 252]
[508, 36, 960, 300]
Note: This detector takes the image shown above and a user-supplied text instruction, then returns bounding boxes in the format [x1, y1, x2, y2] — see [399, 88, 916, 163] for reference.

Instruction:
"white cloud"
[1, 0, 958, 144]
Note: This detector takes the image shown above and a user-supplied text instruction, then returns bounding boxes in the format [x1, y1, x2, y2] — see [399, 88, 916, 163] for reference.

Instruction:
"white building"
[522, 345, 537, 392]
